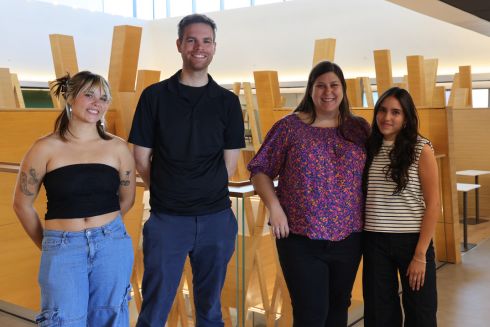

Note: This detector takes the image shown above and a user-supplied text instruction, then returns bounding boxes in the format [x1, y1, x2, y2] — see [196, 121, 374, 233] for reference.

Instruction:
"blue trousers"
[36, 215, 134, 327]
[362, 231, 437, 327]
[136, 208, 237, 327]
[276, 232, 362, 327]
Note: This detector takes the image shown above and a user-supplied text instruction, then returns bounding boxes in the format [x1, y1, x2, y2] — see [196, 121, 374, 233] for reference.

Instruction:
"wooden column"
[424, 59, 438, 107]
[373, 49, 393, 96]
[346, 78, 363, 107]
[108, 25, 142, 92]
[312, 38, 336, 66]
[49, 34, 79, 78]
[361, 77, 374, 107]
[447, 73, 460, 108]
[458, 65, 472, 107]
[253, 71, 282, 137]
[108, 25, 143, 138]
[406, 55, 426, 107]
[0, 68, 16, 108]
[232, 82, 241, 96]
[243, 82, 262, 152]
[11, 74, 25, 108]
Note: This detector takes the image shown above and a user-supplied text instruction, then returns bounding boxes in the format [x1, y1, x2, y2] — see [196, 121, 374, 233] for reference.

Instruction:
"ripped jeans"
[36, 215, 134, 326]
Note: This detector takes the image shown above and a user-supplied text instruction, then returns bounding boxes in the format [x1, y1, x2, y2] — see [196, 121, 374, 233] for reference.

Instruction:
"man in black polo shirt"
[129, 14, 245, 327]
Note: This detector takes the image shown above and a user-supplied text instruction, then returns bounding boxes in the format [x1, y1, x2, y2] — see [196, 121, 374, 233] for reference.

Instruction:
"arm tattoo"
[20, 172, 34, 196]
[120, 170, 131, 186]
[28, 168, 39, 185]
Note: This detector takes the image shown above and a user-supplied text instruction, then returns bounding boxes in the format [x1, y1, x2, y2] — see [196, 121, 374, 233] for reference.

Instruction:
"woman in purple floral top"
[248, 61, 370, 327]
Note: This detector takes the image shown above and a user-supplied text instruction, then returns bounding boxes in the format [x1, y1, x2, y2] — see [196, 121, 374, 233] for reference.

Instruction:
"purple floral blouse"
[248, 114, 370, 241]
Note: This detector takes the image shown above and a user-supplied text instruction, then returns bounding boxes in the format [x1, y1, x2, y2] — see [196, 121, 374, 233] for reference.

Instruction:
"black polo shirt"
[128, 71, 245, 215]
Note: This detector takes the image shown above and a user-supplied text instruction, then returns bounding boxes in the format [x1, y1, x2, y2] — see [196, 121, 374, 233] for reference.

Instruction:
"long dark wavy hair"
[294, 60, 366, 143]
[50, 71, 112, 141]
[364, 87, 419, 194]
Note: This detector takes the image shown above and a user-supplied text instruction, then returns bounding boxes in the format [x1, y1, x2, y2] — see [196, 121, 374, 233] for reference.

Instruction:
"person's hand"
[406, 255, 427, 291]
[269, 204, 289, 239]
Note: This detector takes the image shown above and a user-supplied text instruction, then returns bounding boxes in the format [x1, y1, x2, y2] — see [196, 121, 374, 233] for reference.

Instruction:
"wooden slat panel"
[312, 38, 336, 66]
[373, 49, 393, 96]
[11, 73, 25, 108]
[0, 68, 16, 108]
[49, 34, 79, 78]
[424, 59, 438, 107]
[108, 25, 142, 93]
[406, 55, 426, 107]
[361, 77, 374, 107]
[459, 66, 472, 107]
[253, 71, 282, 137]
[346, 78, 362, 107]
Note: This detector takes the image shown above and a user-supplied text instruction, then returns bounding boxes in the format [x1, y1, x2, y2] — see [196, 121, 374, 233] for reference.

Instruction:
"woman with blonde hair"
[13, 71, 135, 326]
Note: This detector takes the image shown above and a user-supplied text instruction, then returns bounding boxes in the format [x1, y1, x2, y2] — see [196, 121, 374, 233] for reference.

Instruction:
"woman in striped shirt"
[363, 87, 439, 327]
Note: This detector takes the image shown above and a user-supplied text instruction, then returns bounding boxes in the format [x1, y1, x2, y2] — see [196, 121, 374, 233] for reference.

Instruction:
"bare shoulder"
[105, 133, 130, 150]
[25, 133, 60, 158]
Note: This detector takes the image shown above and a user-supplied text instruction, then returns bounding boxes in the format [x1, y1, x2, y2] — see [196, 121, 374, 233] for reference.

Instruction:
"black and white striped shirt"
[364, 137, 431, 233]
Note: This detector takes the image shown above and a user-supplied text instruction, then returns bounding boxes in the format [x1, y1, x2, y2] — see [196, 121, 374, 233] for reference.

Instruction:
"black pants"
[276, 232, 362, 327]
[362, 232, 437, 327]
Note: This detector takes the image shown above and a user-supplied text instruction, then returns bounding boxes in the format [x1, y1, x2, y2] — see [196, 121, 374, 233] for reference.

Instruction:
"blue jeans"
[136, 208, 237, 327]
[363, 231, 437, 327]
[276, 232, 362, 327]
[36, 215, 134, 327]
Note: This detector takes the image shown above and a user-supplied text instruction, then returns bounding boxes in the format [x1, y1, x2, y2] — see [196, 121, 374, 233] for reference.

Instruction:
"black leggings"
[276, 232, 362, 327]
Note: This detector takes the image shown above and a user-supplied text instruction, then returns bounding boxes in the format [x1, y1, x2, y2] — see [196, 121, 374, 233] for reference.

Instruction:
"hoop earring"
[65, 104, 72, 120]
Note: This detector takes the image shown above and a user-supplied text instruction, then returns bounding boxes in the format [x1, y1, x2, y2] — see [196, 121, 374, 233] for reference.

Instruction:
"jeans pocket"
[41, 237, 64, 251]
[35, 309, 60, 327]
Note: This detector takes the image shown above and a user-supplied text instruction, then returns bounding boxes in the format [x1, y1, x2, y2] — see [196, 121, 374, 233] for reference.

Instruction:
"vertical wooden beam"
[373, 49, 393, 96]
[243, 82, 261, 152]
[432, 86, 446, 108]
[447, 73, 460, 108]
[0, 68, 16, 108]
[312, 38, 336, 67]
[108, 25, 142, 138]
[424, 59, 438, 107]
[253, 71, 282, 137]
[346, 78, 362, 107]
[108, 25, 142, 93]
[49, 34, 79, 78]
[232, 82, 241, 96]
[361, 77, 374, 107]
[459, 65, 472, 107]
[406, 55, 426, 107]
[10, 73, 25, 108]
[451, 89, 470, 108]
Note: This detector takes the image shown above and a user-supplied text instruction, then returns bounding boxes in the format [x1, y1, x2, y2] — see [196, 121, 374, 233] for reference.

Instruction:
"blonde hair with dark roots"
[50, 71, 112, 141]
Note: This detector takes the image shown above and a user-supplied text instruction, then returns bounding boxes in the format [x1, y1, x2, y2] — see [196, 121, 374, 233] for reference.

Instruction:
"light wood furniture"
[456, 170, 490, 224]
[456, 183, 480, 252]
[0, 68, 17, 108]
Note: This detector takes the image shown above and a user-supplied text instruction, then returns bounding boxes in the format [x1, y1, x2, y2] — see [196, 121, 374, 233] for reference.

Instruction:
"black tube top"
[43, 163, 120, 220]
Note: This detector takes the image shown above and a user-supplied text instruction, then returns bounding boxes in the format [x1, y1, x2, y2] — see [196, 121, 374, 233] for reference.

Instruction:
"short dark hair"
[178, 14, 217, 41]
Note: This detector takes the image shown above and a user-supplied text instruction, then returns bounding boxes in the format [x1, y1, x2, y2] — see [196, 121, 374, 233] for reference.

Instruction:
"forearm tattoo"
[20, 168, 39, 196]
[120, 170, 131, 186]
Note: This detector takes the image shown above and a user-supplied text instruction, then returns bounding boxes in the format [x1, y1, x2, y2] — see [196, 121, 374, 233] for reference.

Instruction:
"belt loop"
[62, 231, 68, 244]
